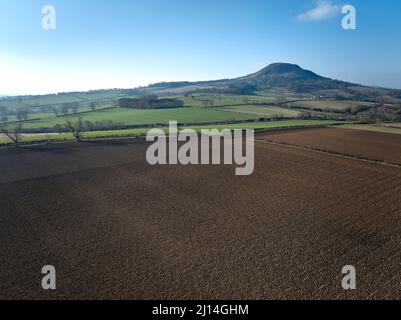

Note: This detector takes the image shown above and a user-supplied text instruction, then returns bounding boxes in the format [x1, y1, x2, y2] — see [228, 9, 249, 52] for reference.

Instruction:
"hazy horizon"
[0, 61, 400, 98]
[1, 0, 401, 95]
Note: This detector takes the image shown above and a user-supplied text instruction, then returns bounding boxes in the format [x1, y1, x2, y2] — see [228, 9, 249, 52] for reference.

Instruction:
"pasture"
[15, 107, 259, 130]
[0, 120, 347, 145]
[220, 105, 300, 117]
[286, 99, 374, 111]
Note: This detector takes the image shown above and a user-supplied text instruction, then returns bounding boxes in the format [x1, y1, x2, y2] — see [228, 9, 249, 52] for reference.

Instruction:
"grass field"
[1, 93, 280, 112]
[220, 105, 300, 117]
[184, 94, 278, 105]
[286, 100, 374, 111]
[1, 92, 353, 143]
[0, 120, 347, 145]
[0, 90, 134, 109]
[187, 120, 346, 131]
[16, 107, 260, 130]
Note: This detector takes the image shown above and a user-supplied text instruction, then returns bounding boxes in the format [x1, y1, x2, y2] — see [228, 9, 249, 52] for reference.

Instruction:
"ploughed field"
[260, 127, 401, 165]
[1, 130, 401, 299]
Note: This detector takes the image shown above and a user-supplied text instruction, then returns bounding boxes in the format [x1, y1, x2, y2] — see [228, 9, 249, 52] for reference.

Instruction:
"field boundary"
[0, 123, 348, 149]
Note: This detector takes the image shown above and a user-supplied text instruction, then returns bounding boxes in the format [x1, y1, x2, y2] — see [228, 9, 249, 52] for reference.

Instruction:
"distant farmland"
[0, 91, 370, 147]
[15, 107, 260, 130]
[220, 105, 300, 117]
[286, 99, 374, 112]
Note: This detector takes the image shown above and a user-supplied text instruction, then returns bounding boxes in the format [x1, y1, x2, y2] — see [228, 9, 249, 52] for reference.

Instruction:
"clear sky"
[0, 0, 400, 95]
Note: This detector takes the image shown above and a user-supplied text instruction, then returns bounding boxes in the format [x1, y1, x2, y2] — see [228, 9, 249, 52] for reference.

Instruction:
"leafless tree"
[61, 105, 70, 116]
[0, 123, 23, 147]
[65, 118, 84, 142]
[17, 109, 29, 122]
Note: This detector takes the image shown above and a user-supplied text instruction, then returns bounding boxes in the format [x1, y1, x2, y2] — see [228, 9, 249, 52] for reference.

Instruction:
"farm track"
[0, 133, 401, 299]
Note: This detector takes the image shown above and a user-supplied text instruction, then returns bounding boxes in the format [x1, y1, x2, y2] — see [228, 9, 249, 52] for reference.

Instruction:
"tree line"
[118, 96, 184, 109]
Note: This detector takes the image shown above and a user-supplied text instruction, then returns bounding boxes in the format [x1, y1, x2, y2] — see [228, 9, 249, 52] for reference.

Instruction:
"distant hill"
[2, 63, 401, 108]
[225, 63, 352, 92]
[144, 63, 401, 103]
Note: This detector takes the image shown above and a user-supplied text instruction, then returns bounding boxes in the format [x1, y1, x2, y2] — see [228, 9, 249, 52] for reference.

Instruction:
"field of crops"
[1, 129, 401, 299]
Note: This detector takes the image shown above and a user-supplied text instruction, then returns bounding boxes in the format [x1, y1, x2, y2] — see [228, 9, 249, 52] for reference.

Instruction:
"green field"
[286, 100, 374, 111]
[0, 92, 277, 111]
[177, 93, 278, 107]
[15, 107, 260, 130]
[1, 92, 353, 145]
[0, 120, 347, 145]
[187, 120, 346, 131]
[0, 90, 134, 109]
[221, 105, 300, 118]
[1, 93, 300, 131]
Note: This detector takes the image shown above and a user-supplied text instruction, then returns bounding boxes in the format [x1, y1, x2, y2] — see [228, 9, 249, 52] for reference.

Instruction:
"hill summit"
[244, 63, 324, 80]
[225, 62, 339, 92]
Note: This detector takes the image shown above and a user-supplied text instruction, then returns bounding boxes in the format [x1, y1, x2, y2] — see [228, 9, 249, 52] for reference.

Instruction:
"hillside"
[139, 63, 401, 102]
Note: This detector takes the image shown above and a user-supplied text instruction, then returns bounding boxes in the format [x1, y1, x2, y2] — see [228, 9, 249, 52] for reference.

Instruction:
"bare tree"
[0, 123, 23, 147]
[61, 105, 70, 116]
[90, 102, 96, 111]
[17, 109, 29, 122]
[65, 118, 84, 142]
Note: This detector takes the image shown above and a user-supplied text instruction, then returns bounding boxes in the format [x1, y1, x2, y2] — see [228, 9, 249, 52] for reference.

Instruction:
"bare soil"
[1, 136, 401, 299]
[260, 127, 401, 165]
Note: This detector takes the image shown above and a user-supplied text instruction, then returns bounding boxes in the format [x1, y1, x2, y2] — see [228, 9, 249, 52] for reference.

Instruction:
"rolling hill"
[1, 63, 400, 113]
[143, 63, 401, 102]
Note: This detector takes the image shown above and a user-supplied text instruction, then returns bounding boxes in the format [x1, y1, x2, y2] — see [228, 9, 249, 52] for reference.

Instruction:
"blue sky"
[0, 0, 400, 95]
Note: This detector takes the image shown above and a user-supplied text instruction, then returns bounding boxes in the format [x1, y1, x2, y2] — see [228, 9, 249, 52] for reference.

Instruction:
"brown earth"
[259, 127, 401, 165]
[0, 136, 401, 300]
